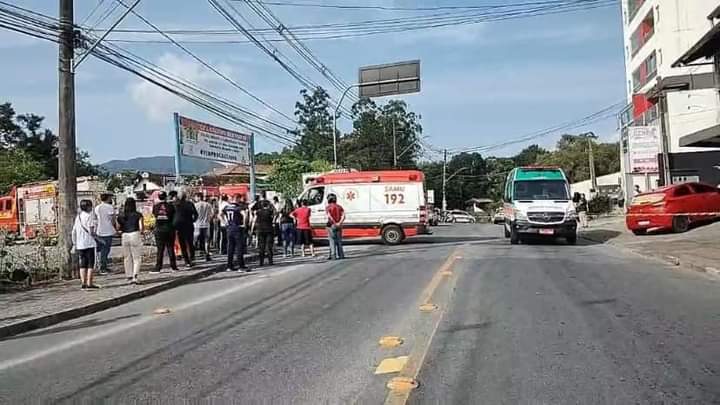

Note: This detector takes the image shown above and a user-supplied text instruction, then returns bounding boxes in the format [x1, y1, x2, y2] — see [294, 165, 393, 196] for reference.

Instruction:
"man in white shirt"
[94, 193, 116, 274]
[194, 193, 212, 262]
[218, 194, 230, 254]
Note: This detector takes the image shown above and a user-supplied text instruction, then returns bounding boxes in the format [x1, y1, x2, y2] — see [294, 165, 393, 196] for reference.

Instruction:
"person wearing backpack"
[72, 199, 98, 289]
[152, 191, 178, 273]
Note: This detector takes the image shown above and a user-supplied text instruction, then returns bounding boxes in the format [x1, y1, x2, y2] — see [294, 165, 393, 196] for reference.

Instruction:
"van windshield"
[514, 180, 569, 200]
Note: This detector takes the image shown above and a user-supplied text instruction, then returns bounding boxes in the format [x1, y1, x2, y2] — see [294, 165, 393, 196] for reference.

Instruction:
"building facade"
[619, 0, 720, 198]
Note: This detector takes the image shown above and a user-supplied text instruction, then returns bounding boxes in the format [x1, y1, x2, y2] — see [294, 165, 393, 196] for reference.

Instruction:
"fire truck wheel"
[381, 225, 404, 245]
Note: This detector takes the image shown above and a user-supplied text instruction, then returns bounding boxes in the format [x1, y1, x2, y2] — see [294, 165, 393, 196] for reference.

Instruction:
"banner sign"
[628, 126, 660, 173]
[177, 115, 251, 165]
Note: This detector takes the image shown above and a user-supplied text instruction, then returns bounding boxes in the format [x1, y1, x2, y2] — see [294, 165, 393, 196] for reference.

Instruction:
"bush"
[588, 195, 613, 215]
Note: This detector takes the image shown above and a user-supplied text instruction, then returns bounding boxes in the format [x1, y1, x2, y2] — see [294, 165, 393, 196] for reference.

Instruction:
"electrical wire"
[450, 101, 625, 155]
[114, 0, 297, 125]
[207, 0, 354, 116]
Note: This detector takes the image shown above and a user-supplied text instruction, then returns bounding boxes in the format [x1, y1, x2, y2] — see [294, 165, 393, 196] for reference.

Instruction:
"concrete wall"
[570, 172, 623, 197]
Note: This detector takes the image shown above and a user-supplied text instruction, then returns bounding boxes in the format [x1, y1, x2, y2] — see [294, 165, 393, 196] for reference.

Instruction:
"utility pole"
[58, 0, 77, 279]
[392, 119, 397, 168]
[588, 137, 597, 192]
[442, 149, 447, 212]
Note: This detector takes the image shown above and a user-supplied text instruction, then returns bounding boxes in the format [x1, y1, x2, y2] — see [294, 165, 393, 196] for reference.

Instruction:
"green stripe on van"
[515, 169, 565, 180]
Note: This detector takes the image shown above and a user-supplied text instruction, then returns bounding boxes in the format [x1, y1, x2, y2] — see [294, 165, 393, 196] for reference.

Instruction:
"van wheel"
[632, 229, 647, 236]
[510, 226, 520, 245]
[381, 225, 404, 245]
[672, 216, 689, 233]
[503, 224, 511, 238]
[566, 234, 577, 245]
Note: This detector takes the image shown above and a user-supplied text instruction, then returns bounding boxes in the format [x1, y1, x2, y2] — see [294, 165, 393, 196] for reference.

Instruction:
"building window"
[627, 0, 646, 23]
[632, 51, 657, 91]
[630, 11, 655, 56]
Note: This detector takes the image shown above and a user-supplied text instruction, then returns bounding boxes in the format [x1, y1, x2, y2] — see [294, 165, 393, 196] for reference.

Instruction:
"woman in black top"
[251, 200, 276, 266]
[116, 198, 144, 284]
[280, 199, 296, 257]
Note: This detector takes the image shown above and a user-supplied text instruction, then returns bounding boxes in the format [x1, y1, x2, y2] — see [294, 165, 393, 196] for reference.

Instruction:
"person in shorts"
[72, 199, 99, 289]
[291, 199, 314, 257]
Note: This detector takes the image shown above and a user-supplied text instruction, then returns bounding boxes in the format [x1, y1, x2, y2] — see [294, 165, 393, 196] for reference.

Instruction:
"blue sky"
[1, 0, 626, 163]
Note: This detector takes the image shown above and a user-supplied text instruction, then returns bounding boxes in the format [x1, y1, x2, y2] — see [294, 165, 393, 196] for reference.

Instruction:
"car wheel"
[566, 233, 577, 245]
[510, 225, 520, 245]
[631, 229, 647, 236]
[381, 224, 404, 245]
[503, 224, 511, 238]
[672, 216, 690, 233]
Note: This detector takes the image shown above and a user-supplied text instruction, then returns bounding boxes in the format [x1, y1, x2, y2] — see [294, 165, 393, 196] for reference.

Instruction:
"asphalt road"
[0, 224, 718, 404]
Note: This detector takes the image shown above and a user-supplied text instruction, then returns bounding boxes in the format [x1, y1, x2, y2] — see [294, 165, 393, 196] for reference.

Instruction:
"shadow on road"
[0, 313, 141, 342]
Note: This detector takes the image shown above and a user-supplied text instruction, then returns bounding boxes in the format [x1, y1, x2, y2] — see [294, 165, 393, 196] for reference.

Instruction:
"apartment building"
[619, 0, 720, 194]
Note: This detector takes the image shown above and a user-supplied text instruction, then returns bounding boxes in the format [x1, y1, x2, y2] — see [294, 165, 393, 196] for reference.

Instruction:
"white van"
[502, 166, 578, 245]
[298, 170, 429, 244]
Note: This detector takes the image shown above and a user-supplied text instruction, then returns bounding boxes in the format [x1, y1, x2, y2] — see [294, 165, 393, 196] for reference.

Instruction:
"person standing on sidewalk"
[94, 193, 115, 274]
[152, 191, 178, 273]
[217, 194, 229, 255]
[174, 191, 198, 268]
[578, 194, 589, 228]
[72, 199, 98, 289]
[279, 198, 296, 257]
[325, 193, 346, 260]
[116, 198, 144, 284]
[223, 194, 249, 271]
[291, 200, 315, 257]
[193, 193, 212, 262]
[252, 200, 275, 266]
[272, 196, 283, 247]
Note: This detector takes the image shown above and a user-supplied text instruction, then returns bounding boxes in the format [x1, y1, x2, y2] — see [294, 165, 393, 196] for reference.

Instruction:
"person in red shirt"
[325, 193, 346, 260]
[291, 200, 315, 257]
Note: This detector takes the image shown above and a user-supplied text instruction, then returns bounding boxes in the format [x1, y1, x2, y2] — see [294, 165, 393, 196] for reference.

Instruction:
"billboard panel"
[359, 60, 420, 98]
[628, 126, 660, 173]
[177, 115, 251, 165]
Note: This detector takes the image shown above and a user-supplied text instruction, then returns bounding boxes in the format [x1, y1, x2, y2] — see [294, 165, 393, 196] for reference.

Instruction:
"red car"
[626, 182, 720, 235]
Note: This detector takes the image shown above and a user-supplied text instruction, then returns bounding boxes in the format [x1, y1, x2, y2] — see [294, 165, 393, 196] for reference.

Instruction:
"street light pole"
[442, 149, 447, 211]
[333, 84, 358, 168]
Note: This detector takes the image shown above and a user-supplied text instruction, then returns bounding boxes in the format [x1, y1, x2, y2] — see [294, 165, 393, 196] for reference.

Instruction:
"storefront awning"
[679, 124, 720, 147]
[673, 23, 720, 67]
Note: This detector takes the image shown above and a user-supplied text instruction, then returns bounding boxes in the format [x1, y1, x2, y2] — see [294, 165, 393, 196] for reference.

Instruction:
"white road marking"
[0, 264, 302, 371]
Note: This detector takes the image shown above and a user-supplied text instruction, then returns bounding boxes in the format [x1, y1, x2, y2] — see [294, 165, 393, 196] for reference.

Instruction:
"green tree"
[513, 144, 549, 167]
[538, 133, 619, 183]
[267, 156, 332, 198]
[0, 102, 99, 179]
[0, 149, 45, 194]
[342, 98, 422, 170]
[292, 88, 335, 162]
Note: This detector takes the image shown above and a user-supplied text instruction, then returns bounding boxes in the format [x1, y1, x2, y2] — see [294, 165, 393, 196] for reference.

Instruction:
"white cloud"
[128, 53, 235, 122]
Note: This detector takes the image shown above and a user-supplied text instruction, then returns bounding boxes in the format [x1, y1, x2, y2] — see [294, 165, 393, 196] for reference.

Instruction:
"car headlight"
[567, 209, 577, 219]
[514, 209, 527, 220]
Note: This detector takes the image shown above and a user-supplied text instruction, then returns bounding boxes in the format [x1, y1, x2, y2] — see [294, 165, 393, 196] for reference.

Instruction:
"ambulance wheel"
[381, 225, 404, 245]
[510, 226, 520, 245]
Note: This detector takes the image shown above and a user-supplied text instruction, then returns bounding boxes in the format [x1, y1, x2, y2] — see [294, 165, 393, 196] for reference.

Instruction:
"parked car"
[626, 182, 720, 235]
[446, 210, 476, 223]
[492, 209, 505, 224]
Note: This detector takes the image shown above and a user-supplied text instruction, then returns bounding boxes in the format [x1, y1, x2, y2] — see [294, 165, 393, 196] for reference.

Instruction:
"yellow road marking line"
[375, 356, 409, 375]
[384, 248, 462, 404]
[379, 336, 404, 348]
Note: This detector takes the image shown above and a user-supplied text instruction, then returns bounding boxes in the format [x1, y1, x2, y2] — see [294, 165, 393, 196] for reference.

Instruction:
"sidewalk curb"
[580, 234, 720, 279]
[0, 257, 248, 339]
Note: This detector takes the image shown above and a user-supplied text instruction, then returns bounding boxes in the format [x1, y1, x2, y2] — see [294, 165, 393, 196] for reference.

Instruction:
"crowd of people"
[71, 191, 346, 289]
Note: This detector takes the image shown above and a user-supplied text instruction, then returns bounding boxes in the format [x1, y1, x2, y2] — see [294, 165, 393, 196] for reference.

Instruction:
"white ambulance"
[298, 170, 429, 244]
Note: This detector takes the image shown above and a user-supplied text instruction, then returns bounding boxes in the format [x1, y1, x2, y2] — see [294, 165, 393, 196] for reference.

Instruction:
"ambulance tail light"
[419, 205, 428, 224]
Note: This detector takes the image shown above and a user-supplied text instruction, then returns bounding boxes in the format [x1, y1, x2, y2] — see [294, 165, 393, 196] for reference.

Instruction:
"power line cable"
[114, 0, 298, 125]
